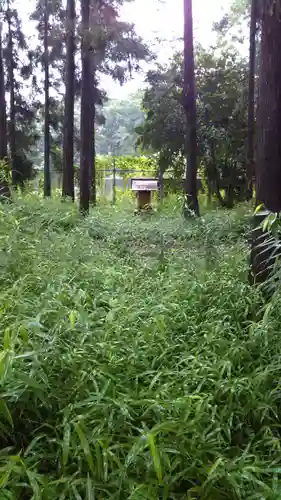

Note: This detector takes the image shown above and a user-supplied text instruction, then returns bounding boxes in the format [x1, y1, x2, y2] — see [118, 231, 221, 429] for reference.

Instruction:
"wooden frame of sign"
[131, 178, 158, 212]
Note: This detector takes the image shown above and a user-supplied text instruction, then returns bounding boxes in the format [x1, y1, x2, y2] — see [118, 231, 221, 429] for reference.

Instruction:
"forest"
[0, 0, 281, 498]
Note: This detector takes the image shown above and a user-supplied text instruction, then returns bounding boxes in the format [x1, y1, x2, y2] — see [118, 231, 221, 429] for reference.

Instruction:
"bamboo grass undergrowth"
[0, 197, 280, 499]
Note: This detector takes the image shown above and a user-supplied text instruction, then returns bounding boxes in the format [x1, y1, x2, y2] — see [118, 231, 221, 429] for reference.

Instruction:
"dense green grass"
[1, 196, 281, 499]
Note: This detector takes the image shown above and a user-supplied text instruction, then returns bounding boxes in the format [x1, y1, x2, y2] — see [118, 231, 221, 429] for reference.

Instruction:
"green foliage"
[96, 92, 145, 156]
[0, 158, 11, 185]
[137, 36, 249, 206]
[95, 154, 158, 185]
[30, 0, 150, 125]
[213, 0, 250, 38]
[252, 209, 281, 294]
[51, 145, 63, 174]
[1, 0, 41, 182]
[1, 197, 281, 497]
[51, 152, 158, 191]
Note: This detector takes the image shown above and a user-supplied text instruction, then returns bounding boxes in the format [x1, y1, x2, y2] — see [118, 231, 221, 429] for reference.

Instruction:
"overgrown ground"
[1, 196, 281, 499]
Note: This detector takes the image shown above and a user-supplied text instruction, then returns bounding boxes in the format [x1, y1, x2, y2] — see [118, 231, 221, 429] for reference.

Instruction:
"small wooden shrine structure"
[131, 178, 158, 212]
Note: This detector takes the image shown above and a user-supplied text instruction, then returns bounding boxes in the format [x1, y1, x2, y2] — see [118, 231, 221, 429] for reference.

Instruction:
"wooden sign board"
[131, 178, 158, 192]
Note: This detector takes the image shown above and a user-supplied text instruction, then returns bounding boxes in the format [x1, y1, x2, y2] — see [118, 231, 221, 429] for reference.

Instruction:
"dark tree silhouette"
[79, 0, 94, 213]
[251, 2, 281, 285]
[0, 21, 9, 198]
[44, 0, 51, 197]
[246, 0, 257, 200]
[62, 0, 75, 200]
[256, 7, 281, 212]
[0, 22, 7, 161]
[6, 0, 16, 186]
[183, 0, 199, 216]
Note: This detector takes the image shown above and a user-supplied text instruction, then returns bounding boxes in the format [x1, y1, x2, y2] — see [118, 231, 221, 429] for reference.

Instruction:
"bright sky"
[102, 0, 232, 97]
[121, 0, 230, 49]
[16, 0, 231, 98]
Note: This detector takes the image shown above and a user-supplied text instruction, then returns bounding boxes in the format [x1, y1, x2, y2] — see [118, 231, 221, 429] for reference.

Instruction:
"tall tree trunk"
[44, 0, 51, 197]
[0, 21, 7, 161]
[90, 115, 96, 204]
[255, 10, 281, 212]
[246, 0, 257, 200]
[250, 4, 281, 285]
[7, 0, 16, 186]
[79, 0, 92, 214]
[89, 0, 96, 206]
[0, 21, 9, 199]
[183, 0, 199, 217]
[62, 0, 75, 201]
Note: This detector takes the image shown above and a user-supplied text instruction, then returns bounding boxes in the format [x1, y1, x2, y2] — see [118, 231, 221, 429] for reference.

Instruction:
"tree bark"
[62, 0, 75, 201]
[90, 114, 96, 205]
[89, 0, 96, 206]
[246, 0, 257, 200]
[44, 0, 51, 197]
[80, 0, 93, 214]
[251, 5, 281, 286]
[0, 22, 7, 161]
[255, 9, 281, 212]
[183, 0, 199, 216]
[0, 21, 10, 199]
[7, 0, 16, 187]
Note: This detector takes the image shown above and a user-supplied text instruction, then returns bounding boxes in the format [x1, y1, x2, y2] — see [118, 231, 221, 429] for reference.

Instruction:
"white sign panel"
[131, 179, 158, 191]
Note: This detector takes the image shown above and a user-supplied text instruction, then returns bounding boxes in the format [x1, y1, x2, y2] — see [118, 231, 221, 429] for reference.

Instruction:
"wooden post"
[158, 165, 164, 205]
[137, 190, 152, 210]
[112, 156, 116, 205]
